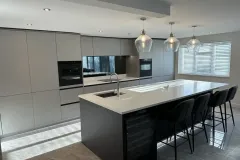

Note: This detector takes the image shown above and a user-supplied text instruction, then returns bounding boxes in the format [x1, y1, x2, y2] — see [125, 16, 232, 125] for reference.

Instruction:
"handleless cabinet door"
[139, 78, 153, 85]
[0, 29, 31, 96]
[128, 80, 139, 87]
[61, 103, 80, 121]
[32, 90, 61, 128]
[93, 37, 121, 56]
[121, 39, 134, 56]
[27, 31, 59, 92]
[152, 40, 164, 77]
[163, 50, 175, 76]
[81, 36, 94, 56]
[56, 33, 81, 61]
[0, 94, 34, 135]
[60, 88, 83, 105]
[99, 83, 116, 92]
[83, 85, 100, 94]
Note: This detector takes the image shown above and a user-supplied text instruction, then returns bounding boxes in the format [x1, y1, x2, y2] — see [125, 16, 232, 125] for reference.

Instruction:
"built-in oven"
[58, 61, 83, 87]
[139, 59, 152, 77]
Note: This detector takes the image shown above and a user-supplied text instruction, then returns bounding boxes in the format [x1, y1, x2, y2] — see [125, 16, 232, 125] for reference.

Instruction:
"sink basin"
[96, 91, 125, 98]
[99, 78, 121, 82]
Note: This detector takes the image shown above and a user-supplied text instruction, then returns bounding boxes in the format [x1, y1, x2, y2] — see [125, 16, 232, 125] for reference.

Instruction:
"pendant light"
[187, 25, 201, 53]
[135, 17, 153, 53]
[164, 22, 180, 52]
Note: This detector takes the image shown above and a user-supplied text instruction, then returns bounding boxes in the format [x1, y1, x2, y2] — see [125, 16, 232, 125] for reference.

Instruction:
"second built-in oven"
[139, 59, 152, 77]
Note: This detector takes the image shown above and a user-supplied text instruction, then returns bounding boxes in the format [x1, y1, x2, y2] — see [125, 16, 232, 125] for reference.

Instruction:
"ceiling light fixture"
[98, 30, 103, 33]
[187, 25, 201, 53]
[135, 17, 153, 53]
[43, 8, 51, 11]
[27, 24, 32, 26]
[164, 22, 180, 52]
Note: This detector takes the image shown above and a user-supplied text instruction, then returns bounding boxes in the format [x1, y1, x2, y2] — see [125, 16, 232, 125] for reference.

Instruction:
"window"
[178, 41, 231, 77]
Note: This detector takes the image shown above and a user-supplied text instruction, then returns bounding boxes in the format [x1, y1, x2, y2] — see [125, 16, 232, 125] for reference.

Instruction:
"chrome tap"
[109, 73, 120, 97]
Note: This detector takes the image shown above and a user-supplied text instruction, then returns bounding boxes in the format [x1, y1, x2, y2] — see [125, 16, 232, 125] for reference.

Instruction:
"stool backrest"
[209, 89, 229, 107]
[168, 99, 194, 123]
[226, 86, 238, 101]
[192, 93, 211, 120]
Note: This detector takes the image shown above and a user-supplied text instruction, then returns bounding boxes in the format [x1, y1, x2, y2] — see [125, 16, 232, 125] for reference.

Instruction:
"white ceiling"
[1, 0, 240, 38]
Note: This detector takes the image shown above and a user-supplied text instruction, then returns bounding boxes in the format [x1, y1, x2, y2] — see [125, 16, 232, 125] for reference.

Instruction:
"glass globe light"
[164, 33, 180, 52]
[187, 35, 201, 53]
[135, 29, 153, 53]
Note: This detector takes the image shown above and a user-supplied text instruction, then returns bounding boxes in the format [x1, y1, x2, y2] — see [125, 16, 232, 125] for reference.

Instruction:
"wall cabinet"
[120, 39, 134, 56]
[56, 33, 81, 61]
[83, 85, 100, 94]
[60, 88, 83, 104]
[0, 29, 31, 97]
[32, 90, 61, 128]
[0, 94, 34, 135]
[81, 36, 94, 56]
[27, 31, 59, 92]
[61, 103, 80, 121]
[93, 37, 121, 56]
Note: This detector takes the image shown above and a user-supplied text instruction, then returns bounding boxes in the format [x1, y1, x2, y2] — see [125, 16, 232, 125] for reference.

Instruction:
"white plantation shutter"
[178, 42, 231, 77]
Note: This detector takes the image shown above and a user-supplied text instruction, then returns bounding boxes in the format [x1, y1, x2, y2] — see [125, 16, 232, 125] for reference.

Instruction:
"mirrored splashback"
[83, 56, 127, 77]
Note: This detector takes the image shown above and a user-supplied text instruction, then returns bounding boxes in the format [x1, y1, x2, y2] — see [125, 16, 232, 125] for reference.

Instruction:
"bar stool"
[207, 90, 229, 135]
[191, 93, 211, 152]
[224, 86, 238, 132]
[160, 99, 194, 160]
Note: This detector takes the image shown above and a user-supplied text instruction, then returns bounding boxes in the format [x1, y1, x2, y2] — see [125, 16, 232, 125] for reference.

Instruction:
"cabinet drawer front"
[127, 80, 139, 87]
[99, 83, 116, 92]
[61, 103, 80, 121]
[60, 88, 83, 104]
[83, 85, 99, 94]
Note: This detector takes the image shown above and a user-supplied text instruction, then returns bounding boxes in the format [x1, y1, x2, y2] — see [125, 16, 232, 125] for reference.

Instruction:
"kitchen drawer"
[61, 103, 80, 121]
[127, 80, 139, 87]
[99, 83, 116, 92]
[83, 85, 100, 94]
[60, 87, 83, 104]
[139, 78, 153, 85]
[120, 81, 129, 88]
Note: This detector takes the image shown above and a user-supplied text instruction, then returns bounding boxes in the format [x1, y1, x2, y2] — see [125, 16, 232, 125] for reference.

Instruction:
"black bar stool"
[207, 90, 229, 135]
[191, 93, 211, 152]
[224, 86, 238, 132]
[160, 99, 194, 160]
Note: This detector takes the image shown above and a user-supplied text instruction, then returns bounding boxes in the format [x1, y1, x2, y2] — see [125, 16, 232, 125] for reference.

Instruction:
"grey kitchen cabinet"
[83, 85, 100, 94]
[0, 29, 31, 97]
[162, 75, 174, 81]
[163, 50, 175, 76]
[120, 39, 134, 56]
[27, 31, 59, 92]
[152, 40, 165, 77]
[60, 87, 83, 104]
[0, 94, 34, 135]
[152, 76, 164, 83]
[93, 37, 121, 56]
[127, 80, 139, 87]
[99, 83, 116, 92]
[119, 81, 129, 88]
[81, 36, 94, 56]
[139, 78, 154, 85]
[56, 33, 82, 61]
[61, 103, 80, 121]
[32, 90, 61, 128]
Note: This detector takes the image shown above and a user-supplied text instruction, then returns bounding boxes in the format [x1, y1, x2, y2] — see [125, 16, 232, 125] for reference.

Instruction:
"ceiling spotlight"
[98, 30, 103, 33]
[43, 8, 51, 11]
[27, 24, 32, 26]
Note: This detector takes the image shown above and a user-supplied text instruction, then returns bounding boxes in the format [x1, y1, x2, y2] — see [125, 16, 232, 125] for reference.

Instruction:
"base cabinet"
[0, 94, 34, 135]
[61, 103, 80, 121]
[32, 90, 61, 128]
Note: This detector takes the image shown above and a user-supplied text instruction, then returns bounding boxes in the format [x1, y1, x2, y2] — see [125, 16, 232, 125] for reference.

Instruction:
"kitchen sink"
[99, 78, 121, 82]
[96, 91, 125, 98]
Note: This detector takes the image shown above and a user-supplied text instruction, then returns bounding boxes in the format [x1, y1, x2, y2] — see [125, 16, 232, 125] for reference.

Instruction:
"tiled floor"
[2, 107, 240, 160]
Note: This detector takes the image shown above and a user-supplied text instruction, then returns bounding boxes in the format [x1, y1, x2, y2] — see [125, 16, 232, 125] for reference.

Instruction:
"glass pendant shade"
[135, 29, 153, 53]
[187, 36, 201, 53]
[164, 33, 180, 52]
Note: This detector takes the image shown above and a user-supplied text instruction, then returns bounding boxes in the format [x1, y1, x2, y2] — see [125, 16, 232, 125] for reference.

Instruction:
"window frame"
[178, 41, 232, 78]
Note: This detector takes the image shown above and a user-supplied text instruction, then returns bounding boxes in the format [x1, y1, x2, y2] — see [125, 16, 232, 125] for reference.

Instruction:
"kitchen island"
[79, 79, 228, 160]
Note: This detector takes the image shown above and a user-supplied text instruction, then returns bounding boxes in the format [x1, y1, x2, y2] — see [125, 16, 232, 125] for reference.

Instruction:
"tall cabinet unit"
[56, 33, 82, 61]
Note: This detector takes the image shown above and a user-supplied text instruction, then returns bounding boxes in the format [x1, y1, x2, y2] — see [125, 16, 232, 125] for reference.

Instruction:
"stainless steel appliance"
[139, 59, 152, 77]
[58, 61, 83, 86]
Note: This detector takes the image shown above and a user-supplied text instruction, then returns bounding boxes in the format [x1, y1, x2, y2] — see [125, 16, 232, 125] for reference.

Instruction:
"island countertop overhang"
[79, 79, 229, 115]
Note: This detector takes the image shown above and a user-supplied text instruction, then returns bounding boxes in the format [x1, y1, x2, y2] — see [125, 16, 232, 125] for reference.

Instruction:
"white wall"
[175, 31, 240, 106]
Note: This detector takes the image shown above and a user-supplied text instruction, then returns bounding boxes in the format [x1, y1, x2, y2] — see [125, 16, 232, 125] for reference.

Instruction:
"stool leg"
[213, 107, 215, 137]
[174, 124, 177, 160]
[224, 103, 227, 132]
[229, 101, 235, 126]
[219, 105, 226, 132]
[202, 112, 208, 143]
[185, 121, 193, 154]
[191, 117, 195, 152]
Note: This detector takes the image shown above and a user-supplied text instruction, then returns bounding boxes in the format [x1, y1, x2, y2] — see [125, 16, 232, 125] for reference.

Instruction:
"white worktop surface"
[79, 79, 228, 114]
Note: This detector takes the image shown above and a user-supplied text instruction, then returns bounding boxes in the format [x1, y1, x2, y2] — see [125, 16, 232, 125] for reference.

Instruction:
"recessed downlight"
[27, 24, 32, 26]
[43, 8, 51, 11]
[98, 30, 103, 33]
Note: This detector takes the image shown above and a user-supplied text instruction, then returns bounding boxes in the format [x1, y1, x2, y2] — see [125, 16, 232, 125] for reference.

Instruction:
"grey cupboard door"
[99, 83, 116, 92]
[61, 103, 80, 121]
[152, 40, 165, 77]
[93, 37, 121, 56]
[163, 50, 175, 76]
[83, 85, 100, 94]
[27, 31, 59, 92]
[0, 29, 31, 97]
[32, 90, 61, 128]
[81, 36, 94, 56]
[0, 94, 34, 135]
[120, 39, 134, 56]
[56, 33, 81, 61]
[60, 88, 83, 105]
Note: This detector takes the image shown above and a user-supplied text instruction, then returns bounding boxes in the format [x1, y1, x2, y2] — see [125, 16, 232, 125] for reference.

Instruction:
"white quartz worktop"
[79, 79, 228, 114]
